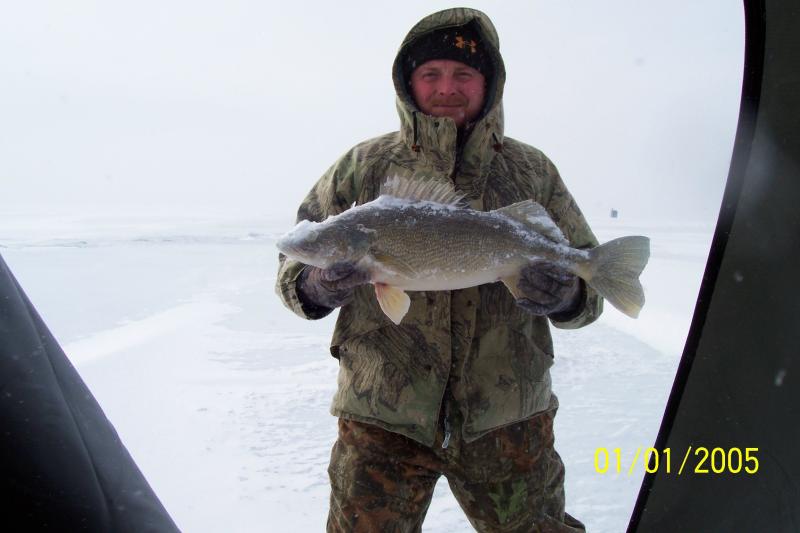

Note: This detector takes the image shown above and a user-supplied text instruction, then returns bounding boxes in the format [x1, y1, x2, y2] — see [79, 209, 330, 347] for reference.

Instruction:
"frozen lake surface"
[1, 214, 714, 532]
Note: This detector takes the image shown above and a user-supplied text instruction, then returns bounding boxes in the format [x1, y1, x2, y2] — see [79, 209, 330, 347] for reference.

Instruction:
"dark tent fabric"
[629, 0, 800, 531]
[0, 254, 179, 532]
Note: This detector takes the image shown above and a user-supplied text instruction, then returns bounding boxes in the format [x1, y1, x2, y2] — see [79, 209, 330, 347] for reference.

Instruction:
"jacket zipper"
[441, 384, 452, 449]
[441, 141, 463, 449]
[440, 136, 468, 450]
[442, 413, 452, 449]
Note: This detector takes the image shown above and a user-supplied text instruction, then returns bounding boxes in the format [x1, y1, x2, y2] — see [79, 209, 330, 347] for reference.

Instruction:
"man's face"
[410, 59, 486, 128]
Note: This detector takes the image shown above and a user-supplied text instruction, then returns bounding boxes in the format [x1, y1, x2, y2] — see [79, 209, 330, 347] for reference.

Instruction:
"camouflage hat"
[401, 21, 494, 82]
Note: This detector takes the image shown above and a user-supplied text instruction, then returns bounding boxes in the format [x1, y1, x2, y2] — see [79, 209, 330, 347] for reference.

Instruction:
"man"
[276, 8, 601, 532]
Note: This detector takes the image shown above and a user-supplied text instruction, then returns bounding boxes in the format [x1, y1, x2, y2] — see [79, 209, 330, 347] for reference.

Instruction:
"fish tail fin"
[578, 236, 650, 318]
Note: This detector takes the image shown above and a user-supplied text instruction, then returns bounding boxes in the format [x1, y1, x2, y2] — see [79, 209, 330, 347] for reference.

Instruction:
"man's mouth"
[431, 98, 467, 107]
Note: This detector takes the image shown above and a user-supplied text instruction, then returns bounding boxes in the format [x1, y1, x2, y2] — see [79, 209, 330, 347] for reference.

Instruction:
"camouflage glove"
[515, 261, 582, 317]
[296, 263, 370, 311]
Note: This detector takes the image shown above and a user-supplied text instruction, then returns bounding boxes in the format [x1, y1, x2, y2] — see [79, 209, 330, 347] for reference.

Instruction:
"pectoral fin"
[501, 275, 523, 299]
[374, 283, 411, 325]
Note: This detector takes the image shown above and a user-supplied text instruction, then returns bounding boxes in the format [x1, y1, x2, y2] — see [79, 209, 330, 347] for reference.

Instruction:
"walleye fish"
[277, 176, 650, 325]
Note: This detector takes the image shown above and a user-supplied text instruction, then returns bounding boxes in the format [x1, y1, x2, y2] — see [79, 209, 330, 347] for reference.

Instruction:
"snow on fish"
[277, 176, 650, 324]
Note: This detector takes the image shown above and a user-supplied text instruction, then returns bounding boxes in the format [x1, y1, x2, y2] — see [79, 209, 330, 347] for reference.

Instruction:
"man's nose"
[436, 75, 457, 94]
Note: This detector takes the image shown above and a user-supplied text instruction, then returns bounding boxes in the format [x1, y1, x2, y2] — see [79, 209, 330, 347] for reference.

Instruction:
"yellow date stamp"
[594, 447, 759, 475]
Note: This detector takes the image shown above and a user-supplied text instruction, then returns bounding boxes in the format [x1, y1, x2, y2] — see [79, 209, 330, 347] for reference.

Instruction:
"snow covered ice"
[1, 213, 714, 532]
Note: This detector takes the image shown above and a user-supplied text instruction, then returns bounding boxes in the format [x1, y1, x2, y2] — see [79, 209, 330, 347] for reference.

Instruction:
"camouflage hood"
[390, 8, 507, 194]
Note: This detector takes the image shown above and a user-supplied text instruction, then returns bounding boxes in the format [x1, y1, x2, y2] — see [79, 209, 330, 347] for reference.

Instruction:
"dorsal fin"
[494, 200, 568, 244]
[380, 176, 467, 206]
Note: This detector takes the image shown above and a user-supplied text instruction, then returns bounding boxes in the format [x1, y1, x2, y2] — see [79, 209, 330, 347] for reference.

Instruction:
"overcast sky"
[1, 1, 743, 223]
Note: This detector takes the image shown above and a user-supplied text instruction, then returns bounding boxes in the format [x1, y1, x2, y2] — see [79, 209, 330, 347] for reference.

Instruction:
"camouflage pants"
[327, 407, 585, 533]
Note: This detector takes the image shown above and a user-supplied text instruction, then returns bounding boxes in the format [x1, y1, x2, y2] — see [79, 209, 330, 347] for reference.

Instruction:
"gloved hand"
[515, 261, 582, 317]
[296, 262, 370, 310]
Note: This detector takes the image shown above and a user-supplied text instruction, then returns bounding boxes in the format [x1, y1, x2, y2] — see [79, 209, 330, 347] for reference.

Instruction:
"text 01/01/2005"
[593, 447, 759, 475]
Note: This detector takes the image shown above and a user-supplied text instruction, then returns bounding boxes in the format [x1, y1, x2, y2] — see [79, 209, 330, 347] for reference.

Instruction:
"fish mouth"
[275, 236, 304, 259]
[276, 220, 319, 257]
[275, 235, 292, 254]
[275, 237, 328, 268]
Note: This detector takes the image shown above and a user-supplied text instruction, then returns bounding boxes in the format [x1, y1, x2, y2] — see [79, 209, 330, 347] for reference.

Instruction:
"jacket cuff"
[549, 280, 603, 330]
[276, 260, 334, 320]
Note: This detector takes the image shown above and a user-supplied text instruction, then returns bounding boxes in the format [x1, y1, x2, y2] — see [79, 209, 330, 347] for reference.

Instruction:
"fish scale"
[351, 203, 568, 279]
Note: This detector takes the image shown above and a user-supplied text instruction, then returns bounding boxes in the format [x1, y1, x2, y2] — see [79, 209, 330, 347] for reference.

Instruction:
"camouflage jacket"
[276, 8, 603, 446]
